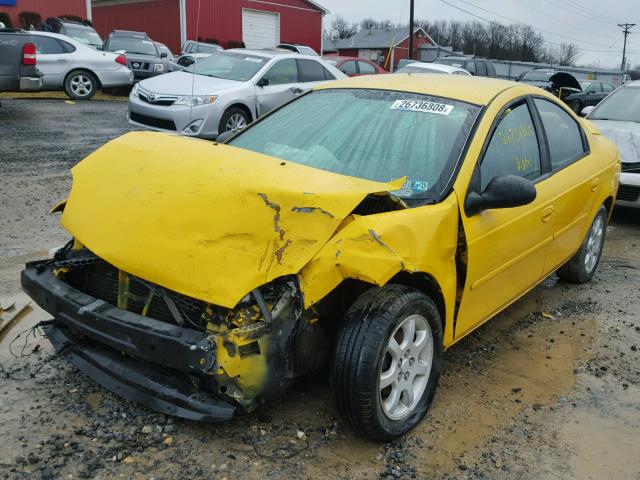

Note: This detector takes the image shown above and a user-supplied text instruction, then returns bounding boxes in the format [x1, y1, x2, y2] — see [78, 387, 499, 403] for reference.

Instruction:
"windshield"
[522, 70, 553, 81]
[579, 81, 592, 90]
[193, 43, 221, 54]
[186, 52, 267, 81]
[435, 58, 464, 67]
[65, 25, 102, 47]
[324, 58, 338, 65]
[589, 86, 640, 122]
[106, 37, 158, 56]
[230, 89, 481, 200]
[397, 66, 445, 74]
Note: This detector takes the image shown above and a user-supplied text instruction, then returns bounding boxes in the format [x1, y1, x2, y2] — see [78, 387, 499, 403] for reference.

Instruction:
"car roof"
[403, 62, 469, 74]
[226, 48, 319, 59]
[109, 30, 148, 38]
[315, 74, 525, 105]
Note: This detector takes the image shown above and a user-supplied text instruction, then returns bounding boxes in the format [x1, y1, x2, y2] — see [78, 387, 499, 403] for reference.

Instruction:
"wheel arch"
[223, 102, 253, 122]
[387, 271, 446, 330]
[64, 68, 102, 89]
[602, 195, 614, 219]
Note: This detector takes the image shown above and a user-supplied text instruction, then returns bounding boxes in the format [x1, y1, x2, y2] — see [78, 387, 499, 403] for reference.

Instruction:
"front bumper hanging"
[21, 261, 236, 422]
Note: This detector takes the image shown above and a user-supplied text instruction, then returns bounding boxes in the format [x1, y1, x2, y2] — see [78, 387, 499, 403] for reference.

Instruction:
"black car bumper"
[21, 262, 235, 421]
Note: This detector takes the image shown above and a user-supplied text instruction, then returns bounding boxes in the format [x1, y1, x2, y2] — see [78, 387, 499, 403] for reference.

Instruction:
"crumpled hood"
[590, 120, 640, 164]
[61, 131, 402, 308]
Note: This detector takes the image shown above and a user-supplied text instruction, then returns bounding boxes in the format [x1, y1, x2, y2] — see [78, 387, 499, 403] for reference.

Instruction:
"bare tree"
[331, 16, 357, 39]
[555, 43, 580, 66]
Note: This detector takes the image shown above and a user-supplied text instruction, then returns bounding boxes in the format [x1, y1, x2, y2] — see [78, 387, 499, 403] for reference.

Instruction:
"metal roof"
[333, 27, 434, 50]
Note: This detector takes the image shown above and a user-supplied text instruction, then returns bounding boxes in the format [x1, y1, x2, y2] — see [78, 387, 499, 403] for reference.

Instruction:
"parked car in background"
[584, 80, 640, 208]
[154, 42, 174, 62]
[434, 56, 497, 77]
[41, 17, 103, 50]
[563, 80, 615, 114]
[24, 75, 618, 442]
[518, 69, 581, 99]
[0, 28, 43, 105]
[181, 40, 223, 56]
[396, 62, 470, 75]
[103, 30, 167, 81]
[323, 56, 387, 76]
[30, 31, 132, 99]
[276, 43, 318, 56]
[128, 49, 345, 138]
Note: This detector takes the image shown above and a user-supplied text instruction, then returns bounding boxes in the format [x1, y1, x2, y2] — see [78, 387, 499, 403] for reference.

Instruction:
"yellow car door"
[453, 97, 556, 340]
[530, 97, 602, 274]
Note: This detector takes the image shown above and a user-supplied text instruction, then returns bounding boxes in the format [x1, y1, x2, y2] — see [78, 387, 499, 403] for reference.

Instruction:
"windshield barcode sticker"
[390, 100, 454, 115]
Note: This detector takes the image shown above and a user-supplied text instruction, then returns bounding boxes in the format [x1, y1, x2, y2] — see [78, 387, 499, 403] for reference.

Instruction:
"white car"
[128, 49, 345, 139]
[395, 62, 471, 75]
[30, 31, 134, 100]
[584, 80, 640, 208]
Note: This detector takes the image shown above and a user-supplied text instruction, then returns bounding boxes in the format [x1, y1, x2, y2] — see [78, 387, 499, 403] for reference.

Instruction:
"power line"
[449, 0, 624, 50]
[561, 0, 623, 24]
[438, 0, 639, 55]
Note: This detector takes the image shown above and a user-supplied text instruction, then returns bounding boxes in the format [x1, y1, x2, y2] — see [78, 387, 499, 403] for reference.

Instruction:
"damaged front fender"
[299, 194, 460, 345]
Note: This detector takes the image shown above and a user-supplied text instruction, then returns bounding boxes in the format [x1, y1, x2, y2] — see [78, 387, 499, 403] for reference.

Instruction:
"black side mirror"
[256, 78, 269, 87]
[160, 52, 168, 59]
[465, 175, 536, 217]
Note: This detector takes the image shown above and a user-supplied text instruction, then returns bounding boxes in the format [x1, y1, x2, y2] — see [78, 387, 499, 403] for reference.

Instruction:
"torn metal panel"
[299, 194, 460, 346]
[59, 131, 404, 310]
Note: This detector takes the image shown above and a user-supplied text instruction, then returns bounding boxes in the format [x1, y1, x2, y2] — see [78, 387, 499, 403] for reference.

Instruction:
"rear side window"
[587, 83, 601, 93]
[358, 61, 376, 74]
[480, 101, 541, 190]
[534, 98, 585, 170]
[297, 59, 327, 82]
[340, 60, 357, 75]
[60, 40, 76, 53]
[34, 36, 65, 54]
[263, 58, 298, 85]
[476, 61, 487, 76]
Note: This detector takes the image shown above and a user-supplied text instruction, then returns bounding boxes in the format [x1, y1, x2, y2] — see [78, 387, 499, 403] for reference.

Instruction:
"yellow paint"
[58, 77, 619, 355]
[60, 131, 403, 309]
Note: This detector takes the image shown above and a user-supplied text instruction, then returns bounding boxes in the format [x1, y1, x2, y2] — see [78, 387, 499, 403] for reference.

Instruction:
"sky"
[318, 0, 640, 69]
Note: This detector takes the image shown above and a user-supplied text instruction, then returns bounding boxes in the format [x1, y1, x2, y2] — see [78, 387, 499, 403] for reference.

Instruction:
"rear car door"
[255, 58, 299, 116]
[33, 36, 72, 87]
[530, 97, 598, 274]
[455, 97, 555, 339]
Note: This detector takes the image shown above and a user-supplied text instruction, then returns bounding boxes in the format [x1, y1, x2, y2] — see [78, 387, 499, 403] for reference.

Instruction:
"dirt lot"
[1, 98, 639, 480]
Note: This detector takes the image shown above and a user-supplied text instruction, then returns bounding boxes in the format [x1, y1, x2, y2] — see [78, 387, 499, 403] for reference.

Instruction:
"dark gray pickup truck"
[0, 28, 43, 105]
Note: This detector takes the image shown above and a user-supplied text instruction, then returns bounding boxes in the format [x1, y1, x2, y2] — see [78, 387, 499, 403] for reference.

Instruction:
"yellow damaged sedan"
[22, 75, 619, 440]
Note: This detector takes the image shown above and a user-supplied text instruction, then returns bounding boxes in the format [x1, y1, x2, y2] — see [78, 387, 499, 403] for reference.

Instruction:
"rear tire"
[331, 284, 443, 441]
[64, 70, 97, 100]
[557, 205, 607, 283]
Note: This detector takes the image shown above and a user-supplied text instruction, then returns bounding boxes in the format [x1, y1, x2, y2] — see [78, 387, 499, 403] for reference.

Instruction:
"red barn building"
[0, 0, 90, 28]
[329, 26, 435, 72]
[91, 0, 328, 54]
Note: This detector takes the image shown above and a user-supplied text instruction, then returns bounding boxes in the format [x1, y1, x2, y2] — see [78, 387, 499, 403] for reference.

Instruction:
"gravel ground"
[0, 98, 639, 480]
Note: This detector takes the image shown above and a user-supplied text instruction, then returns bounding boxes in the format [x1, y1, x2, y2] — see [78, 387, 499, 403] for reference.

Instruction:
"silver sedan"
[128, 49, 345, 139]
[31, 31, 133, 100]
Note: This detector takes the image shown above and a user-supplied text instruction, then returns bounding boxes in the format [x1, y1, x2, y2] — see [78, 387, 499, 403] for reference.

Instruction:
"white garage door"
[242, 9, 279, 49]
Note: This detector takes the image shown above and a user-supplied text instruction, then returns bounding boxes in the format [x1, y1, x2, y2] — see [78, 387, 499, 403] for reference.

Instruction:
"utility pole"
[618, 23, 636, 71]
[408, 0, 415, 60]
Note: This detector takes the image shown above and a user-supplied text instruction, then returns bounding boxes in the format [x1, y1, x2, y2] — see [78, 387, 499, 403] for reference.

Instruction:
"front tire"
[64, 70, 97, 100]
[331, 284, 443, 441]
[219, 107, 249, 134]
[557, 205, 607, 283]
